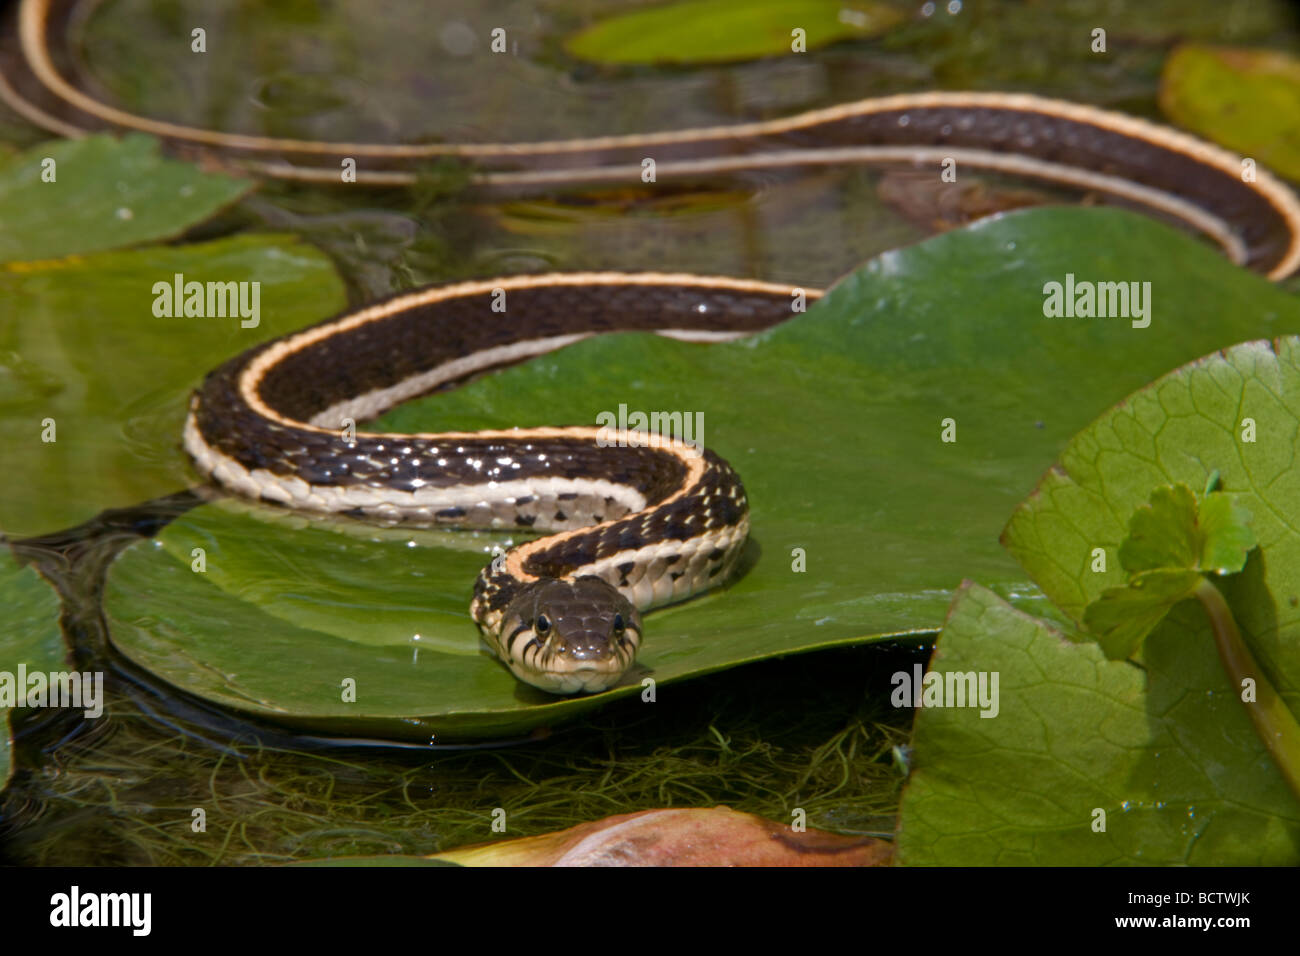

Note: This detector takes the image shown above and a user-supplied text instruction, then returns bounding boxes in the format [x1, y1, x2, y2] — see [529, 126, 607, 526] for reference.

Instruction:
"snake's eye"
[535, 614, 552, 636]
[613, 613, 626, 636]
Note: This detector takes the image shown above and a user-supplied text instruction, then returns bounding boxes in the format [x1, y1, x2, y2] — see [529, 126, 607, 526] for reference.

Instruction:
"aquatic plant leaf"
[1004, 337, 1300, 705]
[565, 0, 900, 66]
[1083, 568, 1203, 661]
[0, 546, 65, 790]
[1080, 482, 1257, 659]
[1160, 44, 1300, 181]
[0, 135, 250, 263]
[0, 233, 346, 537]
[909, 337, 1300, 863]
[1117, 484, 1201, 574]
[101, 208, 1300, 739]
[897, 583, 1300, 865]
[1196, 492, 1257, 575]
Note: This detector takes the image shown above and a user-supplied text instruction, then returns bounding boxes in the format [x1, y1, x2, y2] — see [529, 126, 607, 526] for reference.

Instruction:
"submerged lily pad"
[101, 208, 1300, 740]
[0, 546, 66, 790]
[1159, 44, 1300, 181]
[0, 135, 345, 538]
[565, 0, 901, 66]
[0, 135, 251, 263]
[0, 235, 347, 537]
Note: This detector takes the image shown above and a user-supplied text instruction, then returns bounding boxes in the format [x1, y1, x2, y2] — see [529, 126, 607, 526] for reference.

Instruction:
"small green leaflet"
[1083, 481, 1256, 659]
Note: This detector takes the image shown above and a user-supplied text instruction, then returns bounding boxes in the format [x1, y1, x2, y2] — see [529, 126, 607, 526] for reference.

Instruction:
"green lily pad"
[0, 235, 347, 537]
[0, 545, 66, 790]
[0, 135, 345, 538]
[0, 135, 251, 263]
[897, 583, 1300, 865]
[565, 0, 901, 66]
[102, 208, 1300, 740]
[1159, 44, 1300, 181]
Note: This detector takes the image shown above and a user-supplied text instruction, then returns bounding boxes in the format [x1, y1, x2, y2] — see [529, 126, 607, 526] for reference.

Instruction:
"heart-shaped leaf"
[1083, 481, 1258, 658]
[1004, 337, 1300, 703]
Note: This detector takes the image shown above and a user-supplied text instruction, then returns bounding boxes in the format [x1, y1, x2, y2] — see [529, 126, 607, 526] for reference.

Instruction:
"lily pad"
[565, 0, 901, 66]
[0, 234, 347, 537]
[101, 208, 1300, 740]
[0, 545, 66, 790]
[0, 135, 345, 538]
[0, 135, 251, 263]
[897, 583, 1300, 865]
[1159, 44, 1300, 181]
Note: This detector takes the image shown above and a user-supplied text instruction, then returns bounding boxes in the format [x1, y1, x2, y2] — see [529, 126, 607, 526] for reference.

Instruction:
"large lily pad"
[565, 0, 901, 66]
[897, 583, 1300, 865]
[0, 546, 66, 790]
[102, 208, 1300, 740]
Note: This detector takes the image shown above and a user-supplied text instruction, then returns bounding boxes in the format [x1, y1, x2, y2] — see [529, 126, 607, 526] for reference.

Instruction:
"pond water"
[1, 0, 1296, 864]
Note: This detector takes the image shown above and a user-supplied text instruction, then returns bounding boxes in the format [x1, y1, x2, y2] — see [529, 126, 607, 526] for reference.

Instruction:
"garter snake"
[6, 0, 1300, 693]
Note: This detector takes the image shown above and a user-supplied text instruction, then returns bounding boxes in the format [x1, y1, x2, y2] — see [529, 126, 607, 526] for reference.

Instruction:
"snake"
[5, 0, 1300, 694]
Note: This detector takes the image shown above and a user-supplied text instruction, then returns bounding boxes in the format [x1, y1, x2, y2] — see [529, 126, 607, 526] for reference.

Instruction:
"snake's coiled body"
[182, 275, 802, 693]
[9, 0, 1300, 692]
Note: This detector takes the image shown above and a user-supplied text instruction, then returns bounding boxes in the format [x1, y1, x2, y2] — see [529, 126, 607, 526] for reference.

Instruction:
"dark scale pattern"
[791, 106, 1291, 274]
[256, 282, 794, 424]
[7, 25, 1293, 281]
[472, 448, 748, 616]
[191, 279, 794, 493]
[465, 104, 1294, 277]
[524, 450, 746, 579]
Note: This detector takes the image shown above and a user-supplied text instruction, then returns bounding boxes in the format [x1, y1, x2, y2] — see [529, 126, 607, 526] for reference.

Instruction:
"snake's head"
[498, 576, 642, 694]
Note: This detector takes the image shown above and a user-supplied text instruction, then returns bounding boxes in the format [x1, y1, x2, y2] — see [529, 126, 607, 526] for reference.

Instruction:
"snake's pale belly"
[11, 0, 1300, 693]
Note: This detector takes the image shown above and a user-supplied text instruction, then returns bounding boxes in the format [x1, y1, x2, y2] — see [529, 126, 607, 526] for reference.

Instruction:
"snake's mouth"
[515, 658, 632, 695]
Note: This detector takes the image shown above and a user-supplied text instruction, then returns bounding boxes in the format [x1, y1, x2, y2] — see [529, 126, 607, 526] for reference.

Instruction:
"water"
[1, 0, 1296, 864]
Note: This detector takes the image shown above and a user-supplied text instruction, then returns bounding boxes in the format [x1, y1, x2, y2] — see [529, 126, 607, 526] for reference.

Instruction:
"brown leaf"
[430, 806, 893, 867]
